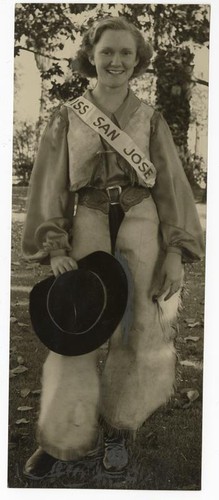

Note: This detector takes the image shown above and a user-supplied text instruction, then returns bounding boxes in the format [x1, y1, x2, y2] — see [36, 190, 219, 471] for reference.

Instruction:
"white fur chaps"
[37, 199, 182, 460]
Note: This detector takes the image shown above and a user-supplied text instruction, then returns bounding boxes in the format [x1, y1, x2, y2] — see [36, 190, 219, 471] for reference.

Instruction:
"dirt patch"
[8, 187, 205, 490]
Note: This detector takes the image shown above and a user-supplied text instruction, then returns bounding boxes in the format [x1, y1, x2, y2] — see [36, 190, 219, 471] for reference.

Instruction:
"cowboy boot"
[103, 429, 132, 472]
[23, 433, 104, 480]
[23, 447, 59, 479]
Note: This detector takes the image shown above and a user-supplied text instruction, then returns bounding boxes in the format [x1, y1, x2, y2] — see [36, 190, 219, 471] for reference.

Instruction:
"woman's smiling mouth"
[106, 69, 125, 75]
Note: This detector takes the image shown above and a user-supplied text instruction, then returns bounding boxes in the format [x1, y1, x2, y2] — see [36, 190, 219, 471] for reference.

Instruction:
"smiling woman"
[73, 16, 153, 80]
[88, 30, 139, 92]
[22, 15, 204, 480]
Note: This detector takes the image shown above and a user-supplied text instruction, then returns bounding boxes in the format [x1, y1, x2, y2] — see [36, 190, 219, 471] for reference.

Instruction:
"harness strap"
[109, 204, 125, 256]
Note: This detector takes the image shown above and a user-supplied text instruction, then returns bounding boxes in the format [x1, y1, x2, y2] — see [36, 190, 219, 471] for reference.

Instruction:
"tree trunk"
[34, 53, 53, 150]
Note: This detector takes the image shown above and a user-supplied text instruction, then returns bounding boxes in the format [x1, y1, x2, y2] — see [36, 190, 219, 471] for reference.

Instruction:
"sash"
[64, 96, 156, 188]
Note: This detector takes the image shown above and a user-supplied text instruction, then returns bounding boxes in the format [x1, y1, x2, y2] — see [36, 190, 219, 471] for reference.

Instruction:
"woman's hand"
[50, 255, 78, 277]
[152, 252, 183, 302]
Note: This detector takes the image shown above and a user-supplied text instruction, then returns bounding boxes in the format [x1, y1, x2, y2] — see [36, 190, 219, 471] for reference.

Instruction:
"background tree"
[152, 4, 209, 185]
[14, 3, 91, 132]
[13, 122, 36, 185]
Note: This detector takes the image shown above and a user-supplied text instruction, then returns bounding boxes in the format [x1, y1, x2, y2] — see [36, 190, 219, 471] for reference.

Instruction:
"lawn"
[8, 187, 205, 490]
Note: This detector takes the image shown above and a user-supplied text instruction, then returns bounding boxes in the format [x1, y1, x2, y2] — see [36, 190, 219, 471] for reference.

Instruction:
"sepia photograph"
[1, 1, 218, 496]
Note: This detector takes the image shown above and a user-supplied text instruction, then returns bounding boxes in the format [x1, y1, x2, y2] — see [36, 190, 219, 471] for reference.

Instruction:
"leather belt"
[78, 185, 150, 215]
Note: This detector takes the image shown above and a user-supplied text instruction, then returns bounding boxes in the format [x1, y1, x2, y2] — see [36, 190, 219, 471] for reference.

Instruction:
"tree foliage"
[15, 3, 74, 53]
[151, 3, 209, 185]
[15, 3, 91, 101]
[152, 4, 209, 138]
[153, 47, 194, 148]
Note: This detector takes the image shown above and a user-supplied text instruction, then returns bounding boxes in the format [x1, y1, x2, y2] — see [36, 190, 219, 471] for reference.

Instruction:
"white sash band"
[64, 96, 156, 188]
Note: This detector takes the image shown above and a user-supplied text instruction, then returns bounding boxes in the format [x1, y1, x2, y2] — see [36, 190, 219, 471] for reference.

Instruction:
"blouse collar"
[84, 88, 141, 130]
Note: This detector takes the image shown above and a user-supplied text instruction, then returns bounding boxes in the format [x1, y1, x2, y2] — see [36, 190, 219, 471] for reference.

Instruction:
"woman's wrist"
[166, 246, 182, 262]
[50, 248, 67, 259]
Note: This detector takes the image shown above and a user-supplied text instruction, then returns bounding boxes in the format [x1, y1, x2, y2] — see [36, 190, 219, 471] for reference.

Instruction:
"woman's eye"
[122, 50, 132, 56]
[100, 49, 133, 56]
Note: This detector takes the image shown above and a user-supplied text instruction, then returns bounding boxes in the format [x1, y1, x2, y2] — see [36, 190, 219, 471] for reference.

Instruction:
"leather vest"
[65, 101, 154, 191]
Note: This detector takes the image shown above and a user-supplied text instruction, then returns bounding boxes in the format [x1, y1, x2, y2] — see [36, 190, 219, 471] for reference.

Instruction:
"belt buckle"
[106, 185, 122, 205]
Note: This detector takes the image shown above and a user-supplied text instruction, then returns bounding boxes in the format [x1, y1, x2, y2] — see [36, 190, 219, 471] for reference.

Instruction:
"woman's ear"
[88, 55, 95, 66]
[134, 56, 140, 68]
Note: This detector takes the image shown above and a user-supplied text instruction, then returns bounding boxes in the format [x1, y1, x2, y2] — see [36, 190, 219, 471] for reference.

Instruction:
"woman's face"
[89, 29, 139, 89]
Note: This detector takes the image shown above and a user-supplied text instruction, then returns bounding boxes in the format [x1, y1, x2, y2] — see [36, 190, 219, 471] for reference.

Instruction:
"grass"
[8, 187, 205, 489]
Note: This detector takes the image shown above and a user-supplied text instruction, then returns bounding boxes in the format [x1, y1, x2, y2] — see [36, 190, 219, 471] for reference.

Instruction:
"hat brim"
[29, 251, 128, 356]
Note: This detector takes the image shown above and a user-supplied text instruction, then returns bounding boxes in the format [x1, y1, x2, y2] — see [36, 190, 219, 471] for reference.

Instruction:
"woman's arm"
[22, 107, 74, 265]
[150, 111, 205, 264]
[149, 111, 204, 300]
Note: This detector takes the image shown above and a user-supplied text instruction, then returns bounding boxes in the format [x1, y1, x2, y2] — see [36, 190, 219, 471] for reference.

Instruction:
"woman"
[22, 16, 204, 478]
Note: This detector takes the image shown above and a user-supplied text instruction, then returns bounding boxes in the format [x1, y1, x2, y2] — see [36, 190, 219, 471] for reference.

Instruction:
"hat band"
[46, 271, 107, 335]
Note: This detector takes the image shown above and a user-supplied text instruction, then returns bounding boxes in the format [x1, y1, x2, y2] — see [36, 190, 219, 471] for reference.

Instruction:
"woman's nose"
[111, 52, 121, 66]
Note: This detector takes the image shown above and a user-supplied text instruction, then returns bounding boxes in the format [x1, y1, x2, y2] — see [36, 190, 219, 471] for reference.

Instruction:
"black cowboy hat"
[29, 251, 128, 356]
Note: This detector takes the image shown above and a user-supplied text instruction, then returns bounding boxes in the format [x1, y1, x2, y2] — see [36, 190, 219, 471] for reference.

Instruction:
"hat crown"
[29, 251, 128, 356]
[47, 270, 107, 335]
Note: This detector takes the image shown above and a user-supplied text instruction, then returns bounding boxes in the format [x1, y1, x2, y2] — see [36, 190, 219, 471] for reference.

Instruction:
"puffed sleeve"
[150, 111, 205, 263]
[21, 107, 74, 263]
